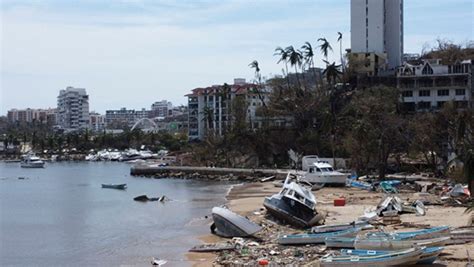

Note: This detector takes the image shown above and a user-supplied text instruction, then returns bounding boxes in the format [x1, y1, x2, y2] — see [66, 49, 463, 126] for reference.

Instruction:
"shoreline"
[187, 181, 473, 266]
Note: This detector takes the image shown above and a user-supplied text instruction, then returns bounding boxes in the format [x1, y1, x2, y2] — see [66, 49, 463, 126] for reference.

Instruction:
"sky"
[1, 0, 473, 114]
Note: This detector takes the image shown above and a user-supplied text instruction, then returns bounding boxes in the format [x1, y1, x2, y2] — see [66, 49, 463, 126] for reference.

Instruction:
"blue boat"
[347, 179, 373, 191]
[325, 237, 356, 248]
[278, 227, 361, 245]
[366, 226, 450, 240]
[320, 247, 423, 266]
[341, 246, 444, 264]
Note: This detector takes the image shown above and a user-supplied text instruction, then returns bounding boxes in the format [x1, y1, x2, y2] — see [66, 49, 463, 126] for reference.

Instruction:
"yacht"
[300, 155, 348, 185]
[20, 153, 45, 168]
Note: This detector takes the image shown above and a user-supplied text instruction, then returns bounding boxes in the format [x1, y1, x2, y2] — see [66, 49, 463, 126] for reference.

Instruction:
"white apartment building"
[351, 0, 403, 70]
[151, 100, 172, 118]
[186, 78, 272, 140]
[89, 112, 106, 132]
[57, 87, 90, 131]
[397, 59, 472, 112]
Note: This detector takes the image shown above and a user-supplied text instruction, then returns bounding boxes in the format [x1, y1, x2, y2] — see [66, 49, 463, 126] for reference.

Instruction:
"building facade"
[7, 108, 57, 124]
[350, 0, 403, 70]
[186, 78, 273, 140]
[57, 87, 90, 131]
[150, 100, 172, 118]
[89, 112, 106, 132]
[397, 59, 472, 112]
[105, 108, 150, 129]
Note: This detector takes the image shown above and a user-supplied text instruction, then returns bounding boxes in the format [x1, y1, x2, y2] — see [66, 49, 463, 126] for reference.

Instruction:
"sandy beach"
[187, 181, 473, 266]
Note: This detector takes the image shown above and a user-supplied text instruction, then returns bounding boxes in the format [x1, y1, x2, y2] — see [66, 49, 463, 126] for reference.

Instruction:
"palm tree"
[301, 41, 319, 89]
[249, 60, 267, 108]
[318, 37, 333, 64]
[201, 106, 214, 133]
[337, 32, 345, 73]
[274, 46, 291, 89]
[285, 46, 303, 88]
[323, 60, 342, 87]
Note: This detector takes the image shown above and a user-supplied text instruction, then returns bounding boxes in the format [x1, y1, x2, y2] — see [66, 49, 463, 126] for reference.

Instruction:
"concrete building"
[350, 0, 403, 71]
[397, 59, 472, 112]
[89, 112, 106, 132]
[105, 108, 150, 129]
[7, 108, 57, 125]
[150, 100, 172, 118]
[186, 78, 274, 140]
[57, 87, 90, 131]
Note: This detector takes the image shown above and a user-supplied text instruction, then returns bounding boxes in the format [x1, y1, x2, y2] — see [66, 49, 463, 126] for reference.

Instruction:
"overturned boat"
[263, 173, 322, 228]
[211, 207, 262, 238]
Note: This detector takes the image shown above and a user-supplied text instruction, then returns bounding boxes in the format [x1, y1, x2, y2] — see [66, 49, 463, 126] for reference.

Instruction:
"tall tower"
[57, 87, 90, 131]
[350, 0, 403, 69]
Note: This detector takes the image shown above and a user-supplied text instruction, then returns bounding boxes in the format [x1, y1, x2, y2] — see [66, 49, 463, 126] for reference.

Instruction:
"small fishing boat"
[263, 173, 321, 228]
[312, 221, 372, 234]
[211, 207, 262, 238]
[324, 237, 356, 248]
[101, 183, 127, 190]
[341, 246, 444, 265]
[320, 247, 423, 266]
[354, 236, 450, 250]
[278, 227, 361, 245]
[20, 153, 45, 168]
[366, 226, 450, 240]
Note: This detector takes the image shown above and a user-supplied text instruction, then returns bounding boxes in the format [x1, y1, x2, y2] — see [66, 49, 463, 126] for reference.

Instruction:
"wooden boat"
[341, 246, 444, 265]
[320, 247, 423, 266]
[101, 183, 127, 190]
[325, 237, 356, 248]
[366, 226, 450, 240]
[211, 207, 262, 238]
[278, 227, 360, 245]
[354, 236, 450, 250]
[312, 221, 372, 234]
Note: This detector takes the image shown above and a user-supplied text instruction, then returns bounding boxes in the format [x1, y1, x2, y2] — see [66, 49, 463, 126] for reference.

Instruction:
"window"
[417, 102, 431, 110]
[437, 101, 445, 108]
[437, 89, 449, 96]
[402, 91, 413, 97]
[419, 90, 430, 97]
[422, 64, 433, 75]
[455, 89, 466, 95]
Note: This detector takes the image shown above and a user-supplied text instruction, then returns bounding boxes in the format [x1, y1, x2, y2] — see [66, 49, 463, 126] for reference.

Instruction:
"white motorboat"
[20, 153, 45, 168]
[300, 155, 348, 185]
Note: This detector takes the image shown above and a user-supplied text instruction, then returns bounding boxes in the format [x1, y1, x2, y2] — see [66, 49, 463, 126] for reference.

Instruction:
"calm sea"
[0, 161, 232, 266]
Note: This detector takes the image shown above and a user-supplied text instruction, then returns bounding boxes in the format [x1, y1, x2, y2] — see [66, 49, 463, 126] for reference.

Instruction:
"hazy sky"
[1, 0, 473, 114]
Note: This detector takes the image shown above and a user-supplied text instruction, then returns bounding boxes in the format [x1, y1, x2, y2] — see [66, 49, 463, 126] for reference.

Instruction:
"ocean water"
[0, 161, 232, 266]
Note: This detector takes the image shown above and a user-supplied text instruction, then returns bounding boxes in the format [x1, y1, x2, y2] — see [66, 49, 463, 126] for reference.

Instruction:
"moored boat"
[278, 227, 361, 245]
[354, 236, 450, 250]
[320, 247, 423, 266]
[263, 173, 321, 228]
[101, 183, 127, 190]
[20, 153, 45, 168]
[211, 207, 262, 238]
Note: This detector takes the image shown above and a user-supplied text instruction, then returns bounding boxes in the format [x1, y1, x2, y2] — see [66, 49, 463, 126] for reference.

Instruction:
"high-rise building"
[350, 0, 403, 70]
[57, 87, 90, 131]
[150, 100, 172, 118]
[7, 108, 57, 125]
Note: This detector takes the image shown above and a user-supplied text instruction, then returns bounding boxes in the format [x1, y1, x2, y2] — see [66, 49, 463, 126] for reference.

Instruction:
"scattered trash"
[151, 257, 167, 266]
[260, 176, 275, 183]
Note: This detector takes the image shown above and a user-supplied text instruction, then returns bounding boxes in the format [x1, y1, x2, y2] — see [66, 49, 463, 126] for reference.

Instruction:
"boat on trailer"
[278, 227, 361, 245]
[263, 173, 322, 228]
[211, 207, 262, 238]
[341, 246, 444, 265]
[101, 183, 127, 190]
[320, 247, 423, 266]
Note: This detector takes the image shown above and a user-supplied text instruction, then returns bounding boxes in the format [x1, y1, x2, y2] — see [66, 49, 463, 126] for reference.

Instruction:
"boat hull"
[263, 195, 317, 228]
[302, 173, 347, 185]
[325, 237, 356, 248]
[211, 207, 262, 238]
[101, 184, 127, 190]
[312, 221, 371, 234]
[20, 162, 45, 168]
[278, 227, 360, 245]
[354, 236, 450, 250]
[321, 247, 423, 267]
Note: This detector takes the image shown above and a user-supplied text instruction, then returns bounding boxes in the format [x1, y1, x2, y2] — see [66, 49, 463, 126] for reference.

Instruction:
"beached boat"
[366, 226, 450, 240]
[325, 237, 357, 248]
[320, 247, 423, 266]
[300, 156, 348, 185]
[278, 227, 361, 245]
[263, 173, 321, 228]
[211, 207, 262, 238]
[341, 246, 444, 265]
[354, 236, 450, 250]
[101, 183, 127, 190]
[312, 221, 372, 234]
[20, 153, 45, 168]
